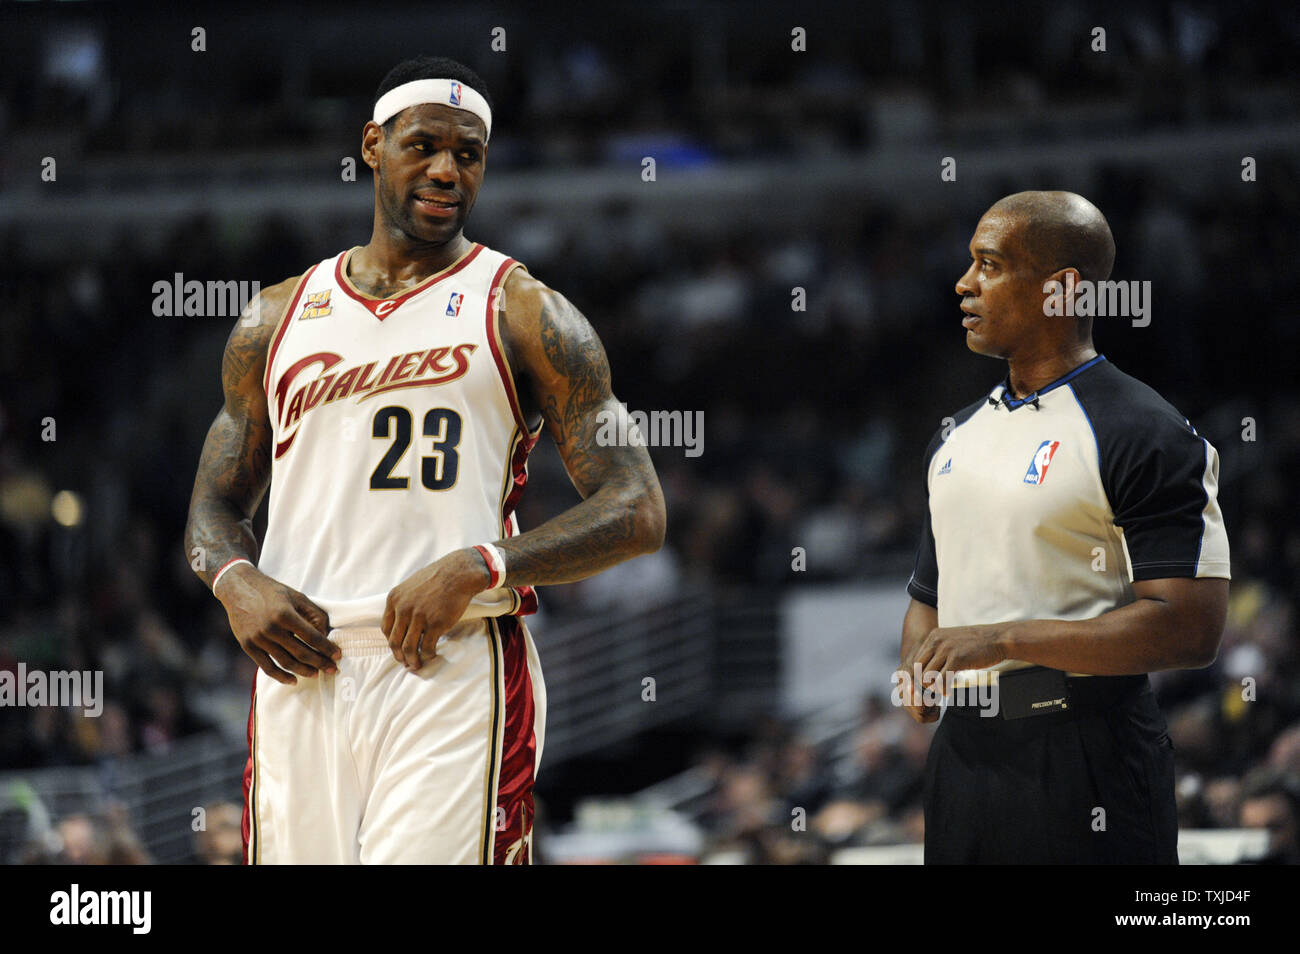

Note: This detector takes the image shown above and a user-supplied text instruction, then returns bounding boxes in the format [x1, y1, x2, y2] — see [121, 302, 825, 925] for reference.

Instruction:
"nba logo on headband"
[372, 78, 493, 141]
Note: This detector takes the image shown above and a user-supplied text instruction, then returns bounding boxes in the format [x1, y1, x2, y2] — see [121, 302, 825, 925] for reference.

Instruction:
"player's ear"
[361, 121, 383, 171]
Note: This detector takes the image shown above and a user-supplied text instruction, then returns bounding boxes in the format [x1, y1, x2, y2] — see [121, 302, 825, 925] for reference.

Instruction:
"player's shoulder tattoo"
[501, 270, 611, 412]
[499, 272, 620, 493]
[536, 289, 611, 458]
[537, 292, 608, 387]
[502, 270, 604, 364]
[221, 273, 304, 393]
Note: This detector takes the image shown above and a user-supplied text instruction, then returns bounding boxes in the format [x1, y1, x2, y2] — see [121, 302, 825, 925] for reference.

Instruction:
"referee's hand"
[893, 664, 940, 723]
[903, 696, 940, 724]
[907, 623, 1007, 681]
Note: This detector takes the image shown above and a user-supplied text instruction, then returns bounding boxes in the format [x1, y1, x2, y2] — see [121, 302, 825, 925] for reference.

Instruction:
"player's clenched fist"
[382, 548, 493, 671]
[216, 562, 339, 685]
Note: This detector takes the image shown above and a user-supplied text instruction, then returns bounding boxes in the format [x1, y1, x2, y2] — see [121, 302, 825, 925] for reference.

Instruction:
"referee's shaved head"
[987, 191, 1115, 283]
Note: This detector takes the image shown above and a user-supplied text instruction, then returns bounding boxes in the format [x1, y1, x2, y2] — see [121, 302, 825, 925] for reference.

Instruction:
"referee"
[900, 191, 1231, 864]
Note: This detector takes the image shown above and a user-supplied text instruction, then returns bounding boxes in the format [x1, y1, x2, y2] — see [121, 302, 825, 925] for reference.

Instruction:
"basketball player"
[900, 191, 1230, 863]
[184, 56, 665, 864]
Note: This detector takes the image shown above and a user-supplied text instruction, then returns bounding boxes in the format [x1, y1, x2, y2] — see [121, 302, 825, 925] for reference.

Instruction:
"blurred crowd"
[1, 0, 1298, 862]
[3, 793, 245, 865]
[5, 0, 1300, 172]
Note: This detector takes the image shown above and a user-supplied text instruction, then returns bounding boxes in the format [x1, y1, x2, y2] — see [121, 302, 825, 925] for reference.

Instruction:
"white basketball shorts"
[241, 615, 545, 864]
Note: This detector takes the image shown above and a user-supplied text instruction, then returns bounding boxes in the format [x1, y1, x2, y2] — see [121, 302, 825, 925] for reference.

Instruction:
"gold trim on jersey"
[478, 618, 505, 865]
[496, 426, 524, 539]
[262, 268, 315, 400]
[488, 260, 541, 610]
[338, 243, 479, 302]
[495, 426, 525, 615]
[249, 684, 261, 865]
[488, 262, 545, 437]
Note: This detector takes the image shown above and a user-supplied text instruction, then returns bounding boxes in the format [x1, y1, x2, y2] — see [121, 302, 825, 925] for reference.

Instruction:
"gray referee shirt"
[907, 355, 1231, 680]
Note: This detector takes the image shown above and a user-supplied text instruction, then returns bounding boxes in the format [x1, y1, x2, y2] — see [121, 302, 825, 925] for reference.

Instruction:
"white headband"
[372, 78, 493, 141]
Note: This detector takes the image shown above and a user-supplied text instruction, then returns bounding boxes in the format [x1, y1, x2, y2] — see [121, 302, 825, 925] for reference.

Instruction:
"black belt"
[944, 666, 1149, 721]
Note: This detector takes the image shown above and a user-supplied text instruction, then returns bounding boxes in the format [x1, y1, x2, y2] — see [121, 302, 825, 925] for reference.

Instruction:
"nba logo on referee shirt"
[1024, 440, 1061, 485]
[449, 82, 462, 106]
[446, 292, 464, 317]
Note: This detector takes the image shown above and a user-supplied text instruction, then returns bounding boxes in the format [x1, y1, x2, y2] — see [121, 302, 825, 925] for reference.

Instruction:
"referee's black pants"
[923, 671, 1179, 864]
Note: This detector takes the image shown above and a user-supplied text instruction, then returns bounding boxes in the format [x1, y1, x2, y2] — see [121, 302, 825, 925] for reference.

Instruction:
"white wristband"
[473, 544, 506, 589]
[212, 557, 253, 596]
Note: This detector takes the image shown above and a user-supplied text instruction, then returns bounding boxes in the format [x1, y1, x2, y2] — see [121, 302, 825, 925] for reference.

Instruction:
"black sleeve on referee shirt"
[906, 398, 983, 606]
[1068, 361, 1222, 581]
[907, 501, 939, 607]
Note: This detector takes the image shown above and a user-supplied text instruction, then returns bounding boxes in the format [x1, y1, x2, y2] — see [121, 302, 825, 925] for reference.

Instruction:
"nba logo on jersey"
[449, 81, 462, 106]
[446, 292, 464, 317]
[1024, 440, 1061, 485]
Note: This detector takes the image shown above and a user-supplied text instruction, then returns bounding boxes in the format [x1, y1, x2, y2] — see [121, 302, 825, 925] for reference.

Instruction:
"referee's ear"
[1043, 265, 1086, 318]
[1044, 264, 1083, 288]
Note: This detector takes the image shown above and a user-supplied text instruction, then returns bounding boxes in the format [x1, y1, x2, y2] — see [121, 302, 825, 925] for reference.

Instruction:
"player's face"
[954, 212, 1047, 359]
[374, 105, 487, 246]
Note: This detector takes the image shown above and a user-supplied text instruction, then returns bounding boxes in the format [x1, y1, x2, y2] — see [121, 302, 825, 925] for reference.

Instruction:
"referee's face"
[955, 212, 1050, 360]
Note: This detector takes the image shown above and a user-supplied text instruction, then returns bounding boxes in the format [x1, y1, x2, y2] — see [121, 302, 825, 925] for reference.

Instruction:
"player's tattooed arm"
[498, 270, 666, 585]
[184, 282, 289, 586]
[184, 277, 338, 684]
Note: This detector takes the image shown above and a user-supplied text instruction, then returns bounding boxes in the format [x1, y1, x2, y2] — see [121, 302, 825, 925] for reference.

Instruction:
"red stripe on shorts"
[494, 616, 538, 864]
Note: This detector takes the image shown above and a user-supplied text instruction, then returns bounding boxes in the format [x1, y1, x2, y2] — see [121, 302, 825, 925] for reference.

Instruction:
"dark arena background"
[0, 0, 1297, 914]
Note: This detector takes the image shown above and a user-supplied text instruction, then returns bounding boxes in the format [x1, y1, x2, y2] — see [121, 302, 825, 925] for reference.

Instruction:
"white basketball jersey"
[258, 243, 543, 629]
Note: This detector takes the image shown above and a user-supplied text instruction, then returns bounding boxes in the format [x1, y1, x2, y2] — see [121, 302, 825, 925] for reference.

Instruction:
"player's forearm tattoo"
[498, 294, 664, 586]
[184, 308, 277, 589]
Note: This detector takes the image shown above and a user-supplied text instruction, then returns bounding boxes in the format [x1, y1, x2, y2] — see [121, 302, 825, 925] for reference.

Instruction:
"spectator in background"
[54, 815, 104, 865]
[191, 801, 243, 865]
[1238, 769, 1300, 865]
[50, 806, 150, 865]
